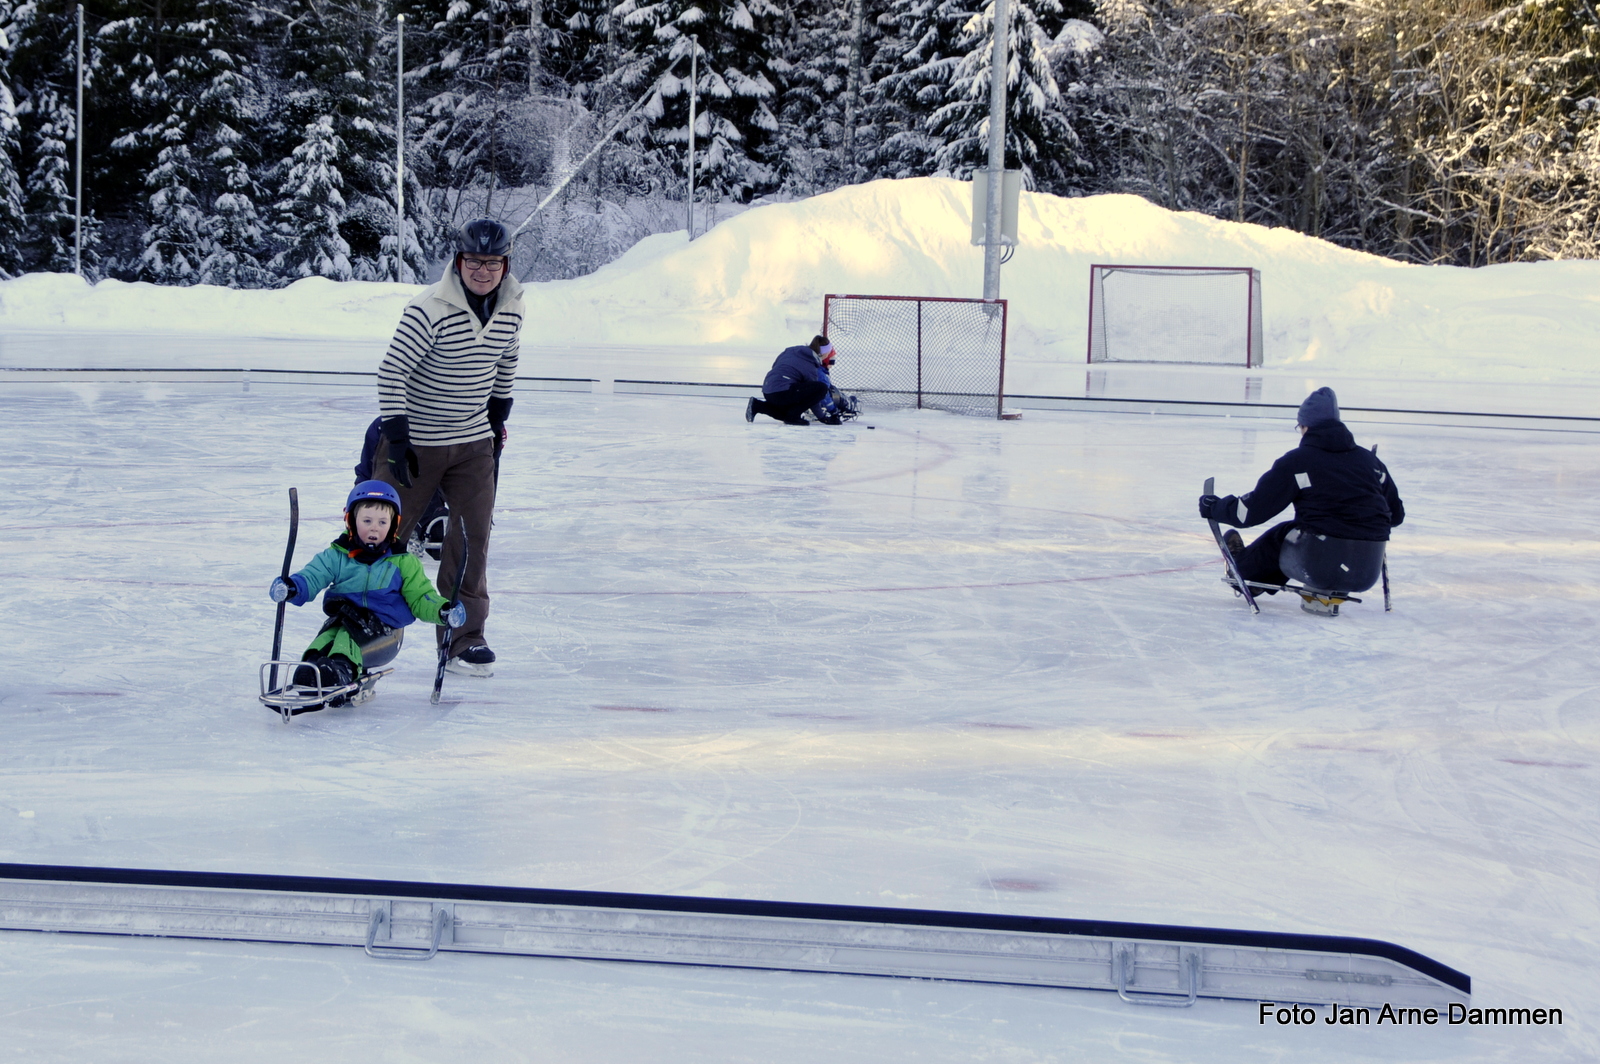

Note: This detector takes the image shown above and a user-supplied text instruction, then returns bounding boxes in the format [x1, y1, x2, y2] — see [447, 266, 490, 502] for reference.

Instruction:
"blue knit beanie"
[1297, 386, 1340, 427]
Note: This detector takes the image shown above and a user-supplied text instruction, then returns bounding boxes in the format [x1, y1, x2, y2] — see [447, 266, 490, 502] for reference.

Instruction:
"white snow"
[0, 179, 1595, 1061]
[5, 177, 1600, 387]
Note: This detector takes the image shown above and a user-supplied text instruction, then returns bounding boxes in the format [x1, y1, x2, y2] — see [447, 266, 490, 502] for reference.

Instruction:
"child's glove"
[269, 577, 294, 603]
[440, 600, 467, 628]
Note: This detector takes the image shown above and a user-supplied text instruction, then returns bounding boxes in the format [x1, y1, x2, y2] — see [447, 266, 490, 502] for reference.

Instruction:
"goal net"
[821, 295, 1008, 419]
[1086, 265, 1263, 367]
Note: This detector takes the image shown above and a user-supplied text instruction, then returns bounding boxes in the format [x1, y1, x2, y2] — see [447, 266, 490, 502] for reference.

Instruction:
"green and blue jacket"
[285, 536, 449, 628]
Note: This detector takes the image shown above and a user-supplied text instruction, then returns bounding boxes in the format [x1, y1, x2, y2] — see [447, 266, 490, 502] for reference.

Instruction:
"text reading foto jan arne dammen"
[1260, 1003, 1562, 1026]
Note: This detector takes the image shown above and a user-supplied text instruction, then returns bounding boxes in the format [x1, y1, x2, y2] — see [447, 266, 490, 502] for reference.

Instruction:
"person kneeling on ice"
[1197, 387, 1405, 613]
[745, 335, 855, 425]
[268, 481, 466, 697]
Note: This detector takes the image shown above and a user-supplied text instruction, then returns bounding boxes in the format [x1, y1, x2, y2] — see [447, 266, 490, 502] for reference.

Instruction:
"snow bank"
[0, 274, 419, 339]
[5, 177, 1600, 381]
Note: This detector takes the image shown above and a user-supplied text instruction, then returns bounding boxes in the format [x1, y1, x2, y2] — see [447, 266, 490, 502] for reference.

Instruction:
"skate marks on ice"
[2, 384, 1599, 1059]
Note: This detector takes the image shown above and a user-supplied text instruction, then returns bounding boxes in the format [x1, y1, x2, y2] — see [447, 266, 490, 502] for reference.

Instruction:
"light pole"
[396, 14, 405, 283]
[981, 0, 1010, 301]
[74, 4, 84, 277]
[686, 36, 697, 241]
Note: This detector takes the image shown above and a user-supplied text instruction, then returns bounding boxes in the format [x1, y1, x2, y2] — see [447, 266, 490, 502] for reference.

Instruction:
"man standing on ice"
[1198, 387, 1404, 599]
[745, 335, 847, 425]
[373, 218, 523, 677]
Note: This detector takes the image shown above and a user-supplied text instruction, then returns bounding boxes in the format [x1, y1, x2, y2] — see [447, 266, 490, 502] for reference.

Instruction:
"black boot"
[318, 656, 358, 689]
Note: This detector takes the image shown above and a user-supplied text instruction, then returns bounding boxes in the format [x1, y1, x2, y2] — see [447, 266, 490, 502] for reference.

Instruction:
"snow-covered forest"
[0, 0, 1594, 286]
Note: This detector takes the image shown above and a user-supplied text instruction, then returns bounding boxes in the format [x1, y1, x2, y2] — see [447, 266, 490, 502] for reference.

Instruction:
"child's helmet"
[347, 480, 402, 516]
[345, 480, 402, 545]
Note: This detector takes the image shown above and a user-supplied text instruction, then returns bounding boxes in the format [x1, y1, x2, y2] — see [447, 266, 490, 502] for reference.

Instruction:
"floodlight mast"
[686, 36, 697, 241]
[396, 14, 405, 283]
[74, 4, 84, 277]
[981, 0, 1010, 301]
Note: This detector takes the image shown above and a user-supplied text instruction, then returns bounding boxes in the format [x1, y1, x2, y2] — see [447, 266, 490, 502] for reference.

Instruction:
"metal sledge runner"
[259, 663, 396, 721]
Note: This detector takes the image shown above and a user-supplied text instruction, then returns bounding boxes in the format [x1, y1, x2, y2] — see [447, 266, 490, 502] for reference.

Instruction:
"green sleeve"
[394, 552, 449, 625]
[290, 545, 344, 603]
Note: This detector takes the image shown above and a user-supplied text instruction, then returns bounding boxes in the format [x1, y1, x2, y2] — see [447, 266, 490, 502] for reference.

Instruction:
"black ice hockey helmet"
[457, 217, 513, 257]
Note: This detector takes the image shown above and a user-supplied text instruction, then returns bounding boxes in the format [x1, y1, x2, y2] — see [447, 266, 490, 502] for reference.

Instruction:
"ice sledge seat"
[358, 627, 404, 670]
[1279, 530, 1386, 593]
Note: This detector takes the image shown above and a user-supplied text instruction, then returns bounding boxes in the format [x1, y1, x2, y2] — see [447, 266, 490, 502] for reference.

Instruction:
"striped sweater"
[377, 267, 525, 446]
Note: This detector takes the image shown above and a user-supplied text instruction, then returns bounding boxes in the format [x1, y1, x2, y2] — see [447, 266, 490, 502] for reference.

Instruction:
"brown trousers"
[374, 435, 497, 656]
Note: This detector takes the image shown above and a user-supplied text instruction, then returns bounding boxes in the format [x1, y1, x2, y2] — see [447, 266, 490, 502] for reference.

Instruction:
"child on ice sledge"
[268, 481, 465, 692]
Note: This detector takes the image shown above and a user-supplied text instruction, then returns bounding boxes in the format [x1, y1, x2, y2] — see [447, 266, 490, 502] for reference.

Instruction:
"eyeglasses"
[462, 257, 506, 273]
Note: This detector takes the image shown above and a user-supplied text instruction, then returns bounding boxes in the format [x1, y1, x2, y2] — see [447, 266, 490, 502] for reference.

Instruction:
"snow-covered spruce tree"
[8, 0, 101, 275]
[873, 0, 973, 178]
[270, 0, 431, 282]
[617, 0, 782, 201]
[925, 0, 1080, 186]
[768, 0, 872, 193]
[271, 115, 352, 280]
[411, 0, 527, 220]
[0, 10, 29, 276]
[138, 113, 206, 282]
[200, 118, 266, 287]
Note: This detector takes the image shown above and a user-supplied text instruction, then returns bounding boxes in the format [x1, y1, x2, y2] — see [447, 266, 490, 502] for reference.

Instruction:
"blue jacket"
[763, 345, 825, 395]
[285, 540, 449, 628]
[1209, 420, 1404, 541]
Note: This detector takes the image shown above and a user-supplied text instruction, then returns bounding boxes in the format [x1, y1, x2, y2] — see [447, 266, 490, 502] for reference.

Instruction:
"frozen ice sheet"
[0, 379, 1595, 1060]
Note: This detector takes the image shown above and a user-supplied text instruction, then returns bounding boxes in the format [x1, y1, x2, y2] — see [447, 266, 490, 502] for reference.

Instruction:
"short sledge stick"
[1372, 445, 1393, 611]
[432, 517, 470, 705]
[268, 488, 300, 692]
[1203, 477, 1258, 614]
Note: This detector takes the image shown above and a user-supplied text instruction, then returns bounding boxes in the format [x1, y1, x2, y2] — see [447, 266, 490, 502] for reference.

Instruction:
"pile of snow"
[5, 177, 1600, 382]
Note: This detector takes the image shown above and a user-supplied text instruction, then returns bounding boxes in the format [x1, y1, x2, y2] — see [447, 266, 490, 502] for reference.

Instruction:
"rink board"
[0, 863, 1467, 1010]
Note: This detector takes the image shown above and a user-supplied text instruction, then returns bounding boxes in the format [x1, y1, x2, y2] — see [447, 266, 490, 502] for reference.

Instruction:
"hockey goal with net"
[1086, 265, 1263, 367]
[821, 294, 1008, 419]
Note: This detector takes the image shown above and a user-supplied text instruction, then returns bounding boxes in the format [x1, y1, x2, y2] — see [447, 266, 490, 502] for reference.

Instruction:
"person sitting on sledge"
[745, 335, 853, 425]
[355, 415, 449, 559]
[1198, 387, 1404, 602]
[268, 481, 466, 692]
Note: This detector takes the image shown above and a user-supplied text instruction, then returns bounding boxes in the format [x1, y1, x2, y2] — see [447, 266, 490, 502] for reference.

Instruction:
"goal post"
[821, 294, 1008, 419]
[1086, 265, 1263, 367]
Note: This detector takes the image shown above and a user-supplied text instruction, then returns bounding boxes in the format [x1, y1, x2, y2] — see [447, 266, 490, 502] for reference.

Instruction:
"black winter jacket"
[1208, 420, 1404, 541]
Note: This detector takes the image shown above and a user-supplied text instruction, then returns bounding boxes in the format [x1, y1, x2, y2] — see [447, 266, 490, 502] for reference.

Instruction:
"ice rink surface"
[1, 375, 1596, 1061]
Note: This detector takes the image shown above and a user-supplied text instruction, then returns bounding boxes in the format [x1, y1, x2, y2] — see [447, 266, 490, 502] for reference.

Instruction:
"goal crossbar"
[1086, 265, 1263, 368]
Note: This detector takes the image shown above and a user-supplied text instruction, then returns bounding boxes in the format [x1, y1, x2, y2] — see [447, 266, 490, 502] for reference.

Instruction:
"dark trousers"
[752, 381, 827, 423]
[375, 436, 496, 656]
[1235, 520, 1297, 587]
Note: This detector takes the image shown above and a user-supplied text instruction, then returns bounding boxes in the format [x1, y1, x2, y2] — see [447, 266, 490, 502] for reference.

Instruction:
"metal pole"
[981, 0, 1010, 301]
[74, 4, 84, 276]
[686, 37, 697, 241]
[509, 53, 688, 240]
[396, 14, 405, 283]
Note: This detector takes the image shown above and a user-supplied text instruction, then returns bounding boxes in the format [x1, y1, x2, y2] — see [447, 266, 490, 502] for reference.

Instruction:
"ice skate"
[446, 644, 496, 677]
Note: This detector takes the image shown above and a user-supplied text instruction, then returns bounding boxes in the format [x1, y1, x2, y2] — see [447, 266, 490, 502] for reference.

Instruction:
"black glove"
[381, 416, 420, 489]
[487, 396, 512, 458]
[1198, 494, 1221, 520]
